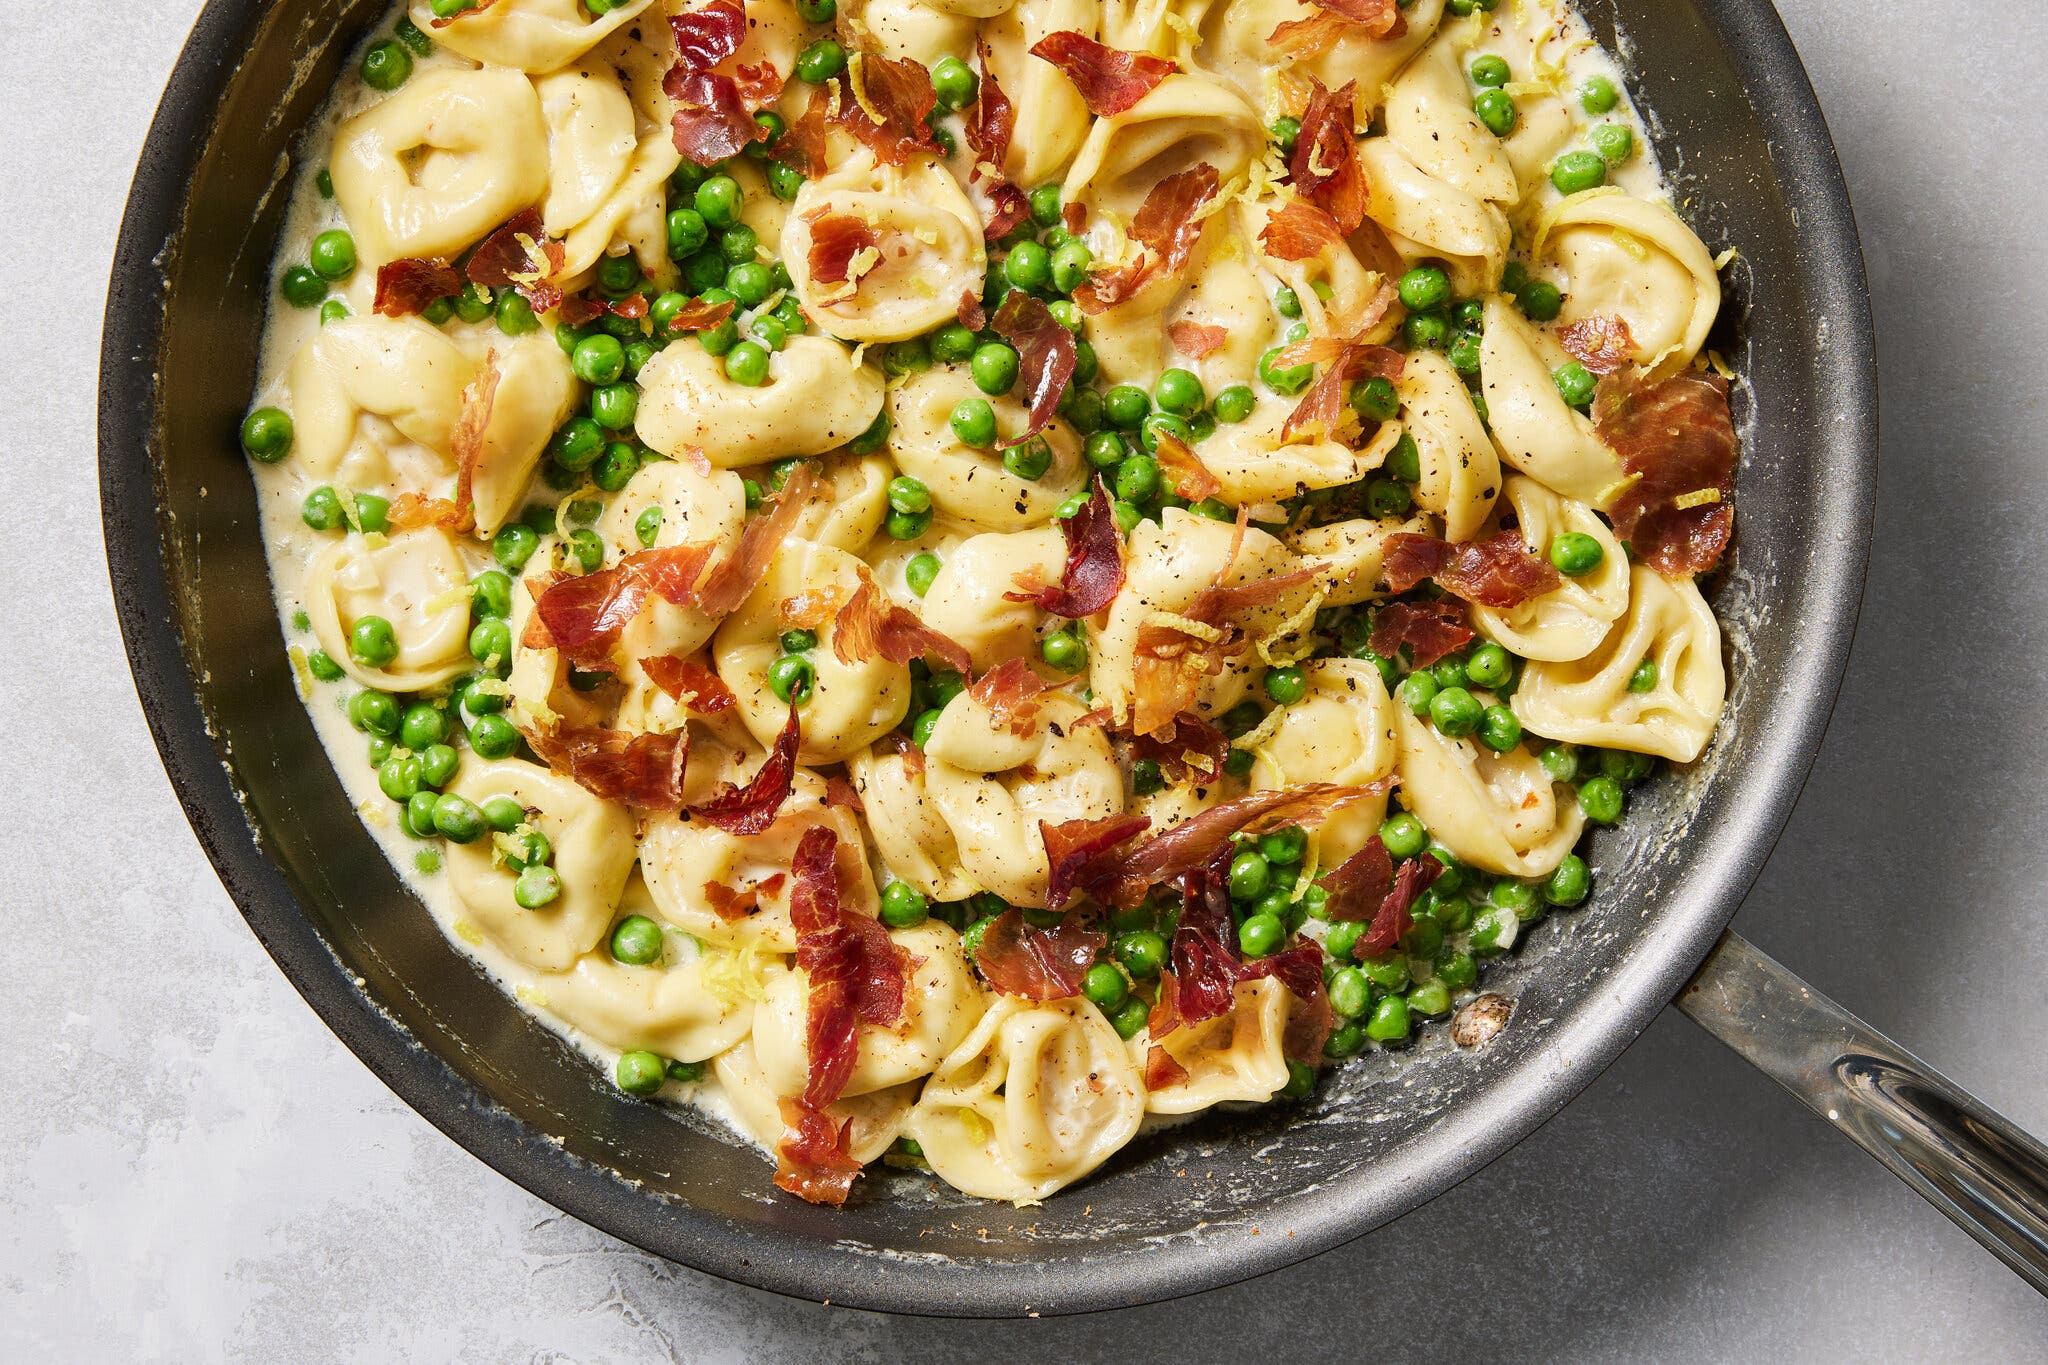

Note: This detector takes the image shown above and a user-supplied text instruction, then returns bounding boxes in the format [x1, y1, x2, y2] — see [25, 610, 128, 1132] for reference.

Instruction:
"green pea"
[1379, 813, 1428, 859]
[796, 38, 847, 84]
[1109, 998, 1150, 1040]
[1323, 966, 1368, 1019]
[1128, 757, 1165, 796]
[570, 334, 623, 386]
[278, 265, 326, 309]
[1152, 369, 1205, 418]
[1113, 453, 1160, 503]
[1262, 666, 1307, 706]
[1254, 828, 1304, 870]
[1628, 657, 1660, 693]
[305, 648, 344, 683]
[903, 552, 942, 598]
[461, 679, 508, 718]
[375, 754, 419, 802]
[878, 881, 929, 929]
[1002, 239, 1051, 293]
[1438, 951, 1478, 990]
[1430, 686, 1482, 738]
[588, 383, 637, 430]
[1581, 74, 1619, 114]
[1224, 849, 1268, 904]
[1602, 748, 1658, 786]
[482, 527, 533, 578]
[1083, 430, 1125, 470]
[395, 703, 444, 751]
[1139, 412, 1191, 456]
[1050, 239, 1093, 294]
[1473, 705, 1520, 753]
[1321, 1021, 1366, 1059]
[1237, 913, 1285, 958]
[399, 790, 438, 838]
[885, 507, 932, 540]
[1517, 279, 1563, 323]
[1545, 854, 1591, 907]
[420, 297, 456, 325]
[615, 1050, 667, 1095]
[360, 38, 412, 91]
[1347, 376, 1399, 426]
[345, 615, 395, 668]
[1407, 980, 1451, 1018]
[1274, 285, 1302, 319]
[1485, 878, 1539, 927]
[1533, 744, 1577, 785]
[1114, 930, 1167, 978]
[970, 342, 1019, 396]
[308, 230, 357, 282]
[1104, 384, 1151, 430]
[1039, 628, 1087, 673]
[1470, 54, 1511, 87]
[1258, 345, 1312, 396]
[240, 406, 295, 462]
[1552, 360, 1597, 408]
[468, 713, 519, 760]
[1204, 384, 1255, 426]
[930, 54, 977, 109]
[1550, 150, 1608, 196]
[1397, 265, 1451, 312]
[909, 707, 942, 748]
[1267, 115, 1301, 156]
[1072, 340, 1100, 387]
[430, 793, 483, 844]
[725, 262, 773, 307]
[602, 914, 663, 965]
[719, 340, 767, 387]
[1577, 775, 1624, 824]
[1003, 438, 1053, 481]
[795, 0, 836, 20]
[1471, 87, 1518, 137]
[768, 654, 815, 704]
[1081, 962, 1129, 1012]
[418, 744, 459, 789]
[1460, 644, 1509, 691]
[926, 324, 975, 367]
[1548, 530, 1605, 576]
[1364, 994, 1411, 1042]
[593, 442, 641, 496]
[1404, 310, 1450, 350]
[1190, 497, 1233, 522]
[845, 409, 892, 457]
[297, 485, 344, 531]
[766, 160, 806, 201]
[1448, 329, 1483, 375]
[694, 174, 743, 230]
[1113, 499, 1143, 536]
[492, 290, 538, 336]
[1469, 906, 1515, 957]
[779, 629, 818, 656]
[1357, 477, 1408, 518]
[1591, 122, 1635, 164]
[1395, 672, 1439, 716]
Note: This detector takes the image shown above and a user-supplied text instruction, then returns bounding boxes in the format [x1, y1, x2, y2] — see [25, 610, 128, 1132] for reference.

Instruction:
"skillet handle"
[1678, 930, 2048, 1294]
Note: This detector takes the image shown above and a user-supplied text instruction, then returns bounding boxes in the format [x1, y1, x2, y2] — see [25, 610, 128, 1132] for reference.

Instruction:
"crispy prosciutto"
[1556, 314, 1636, 375]
[1028, 31, 1176, 118]
[372, 257, 461, 317]
[1368, 598, 1474, 668]
[702, 879, 761, 922]
[1318, 832, 1443, 956]
[1076, 163, 1220, 313]
[664, 1, 780, 165]
[1289, 78, 1368, 235]
[1126, 711, 1231, 785]
[639, 655, 738, 713]
[1167, 320, 1228, 360]
[1269, 0, 1406, 52]
[657, 295, 737, 335]
[989, 292, 1077, 449]
[1355, 851, 1441, 958]
[972, 910, 1106, 1000]
[526, 724, 690, 810]
[1130, 568, 1315, 738]
[1006, 477, 1125, 619]
[1041, 812, 1152, 911]
[776, 823, 908, 1207]
[1150, 431, 1223, 502]
[846, 50, 945, 164]
[804, 208, 882, 288]
[385, 494, 470, 533]
[1594, 369, 1738, 576]
[687, 700, 802, 835]
[964, 657, 1051, 736]
[1074, 783, 1388, 909]
[1258, 198, 1346, 262]
[668, 0, 746, 72]
[956, 289, 987, 333]
[532, 543, 717, 671]
[447, 352, 500, 533]
[464, 209, 567, 314]
[1278, 328, 1402, 443]
[1145, 1044, 1192, 1090]
[831, 572, 974, 672]
[964, 40, 1032, 239]
[427, 0, 505, 27]
[1382, 529, 1563, 608]
[694, 463, 819, 615]
[1146, 854, 1330, 1055]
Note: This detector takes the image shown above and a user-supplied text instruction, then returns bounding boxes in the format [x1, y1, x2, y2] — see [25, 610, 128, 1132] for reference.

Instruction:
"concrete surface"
[5, 0, 2046, 1359]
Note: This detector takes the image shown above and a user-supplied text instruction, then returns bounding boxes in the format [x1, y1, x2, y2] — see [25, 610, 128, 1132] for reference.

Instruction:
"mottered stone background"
[5, 1, 2045, 1358]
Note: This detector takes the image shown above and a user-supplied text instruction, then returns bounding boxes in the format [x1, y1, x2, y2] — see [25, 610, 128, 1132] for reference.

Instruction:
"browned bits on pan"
[1451, 994, 1514, 1049]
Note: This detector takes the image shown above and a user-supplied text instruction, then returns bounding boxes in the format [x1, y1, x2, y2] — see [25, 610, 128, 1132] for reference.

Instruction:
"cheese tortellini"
[1249, 659, 1397, 866]
[636, 335, 887, 468]
[1139, 978, 1294, 1114]
[407, 0, 659, 74]
[286, 316, 473, 482]
[907, 996, 1146, 1202]
[305, 528, 474, 692]
[1469, 475, 1629, 662]
[1394, 705, 1586, 879]
[1539, 191, 1721, 376]
[887, 367, 1089, 530]
[1400, 349, 1502, 542]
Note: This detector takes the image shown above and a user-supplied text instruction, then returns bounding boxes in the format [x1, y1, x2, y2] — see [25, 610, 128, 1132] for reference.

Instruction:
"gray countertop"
[7, 1, 2046, 1358]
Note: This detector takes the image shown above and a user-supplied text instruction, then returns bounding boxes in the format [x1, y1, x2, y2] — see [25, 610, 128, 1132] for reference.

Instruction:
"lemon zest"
[1673, 487, 1722, 510]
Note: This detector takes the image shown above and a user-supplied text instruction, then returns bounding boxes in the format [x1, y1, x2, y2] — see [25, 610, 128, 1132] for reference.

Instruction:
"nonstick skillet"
[99, 0, 2048, 1315]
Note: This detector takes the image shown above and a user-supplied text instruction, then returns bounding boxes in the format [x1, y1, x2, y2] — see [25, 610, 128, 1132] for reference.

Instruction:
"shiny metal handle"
[1678, 931, 2048, 1294]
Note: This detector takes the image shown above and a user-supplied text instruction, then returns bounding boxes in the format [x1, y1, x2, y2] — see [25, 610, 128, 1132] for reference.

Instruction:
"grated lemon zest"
[454, 920, 484, 947]
[356, 799, 388, 828]
[515, 985, 550, 1010]
[1143, 610, 1225, 644]
[510, 233, 550, 285]
[847, 53, 887, 126]
[1712, 246, 1738, 269]
[850, 341, 869, 368]
[959, 1108, 994, 1145]
[700, 937, 773, 1007]
[1594, 472, 1643, 507]
[1164, 10, 1201, 55]
[425, 584, 472, 614]
[1502, 81, 1552, 99]
[1707, 350, 1736, 381]
[1610, 229, 1650, 262]
[286, 646, 314, 702]
[1673, 487, 1722, 510]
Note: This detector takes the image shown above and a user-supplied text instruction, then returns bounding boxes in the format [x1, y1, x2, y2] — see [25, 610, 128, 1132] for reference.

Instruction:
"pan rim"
[97, 0, 1877, 1317]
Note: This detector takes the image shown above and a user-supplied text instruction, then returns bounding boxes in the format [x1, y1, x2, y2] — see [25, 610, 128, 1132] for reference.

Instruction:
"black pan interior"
[99, 0, 1875, 1316]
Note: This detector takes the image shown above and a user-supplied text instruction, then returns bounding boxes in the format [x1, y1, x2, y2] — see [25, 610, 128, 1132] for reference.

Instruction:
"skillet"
[99, 0, 2048, 1314]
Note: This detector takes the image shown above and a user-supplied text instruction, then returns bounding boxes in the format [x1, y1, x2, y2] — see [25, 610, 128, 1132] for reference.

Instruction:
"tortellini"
[1394, 704, 1585, 878]
[305, 528, 473, 692]
[753, 921, 990, 1096]
[1469, 475, 1629, 662]
[714, 1039, 917, 1162]
[1400, 349, 1502, 542]
[886, 367, 1088, 531]
[443, 759, 639, 971]
[848, 742, 980, 902]
[924, 690, 1123, 907]
[1248, 659, 1396, 866]
[538, 949, 753, 1063]
[983, 0, 1097, 186]
[638, 770, 875, 952]
[635, 335, 886, 467]
[466, 336, 579, 536]
[1384, 44, 1518, 205]
[1539, 191, 1721, 376]
[1357, 137, 1511, 299]
[1288, 512, 1431, 607]
[783, 151, 987, 343]
[406, 0, 659, 75]
[859, 0, 978, 66]
[534, 63, 637, 237]
[787, 455, 892, 553]
[1199, 398, 1392, 504]
[330, 70, 550, 267]
[1512, 566, 1726, 762]
[1199, 0, 1443, 111]
[1138, 977, 1293, 1114]
[906, 997, 1146, 1203]
[1092, 509, 1314, 725]
[537, 51, 683, 284]
[286, 316, 473, 481]
[597, 458, 749, 666]
[1478, 297, 1624, 505]
[912, 527, 1066, 672]
[712, 540, 914, 764]
[1061, 74, 1263, 224]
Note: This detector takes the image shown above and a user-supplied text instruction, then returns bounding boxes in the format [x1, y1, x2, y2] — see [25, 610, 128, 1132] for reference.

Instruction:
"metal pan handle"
[1679, 931, 2048, 1294]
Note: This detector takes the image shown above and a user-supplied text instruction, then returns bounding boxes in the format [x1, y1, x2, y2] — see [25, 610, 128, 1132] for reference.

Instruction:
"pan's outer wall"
[99, 0, 1875, 1317]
